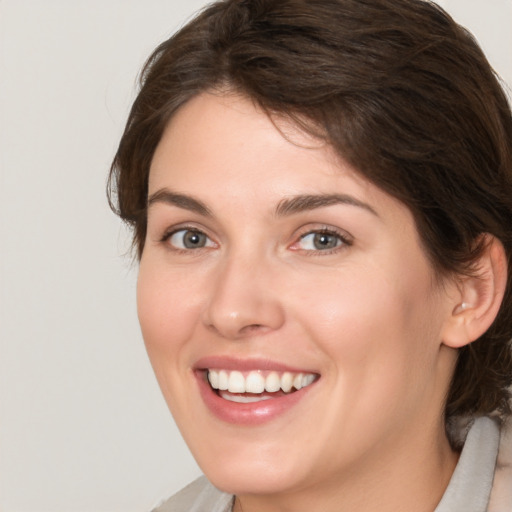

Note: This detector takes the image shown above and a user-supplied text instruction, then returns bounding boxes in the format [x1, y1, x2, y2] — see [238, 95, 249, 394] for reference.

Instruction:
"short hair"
[108, 0, 512, 426]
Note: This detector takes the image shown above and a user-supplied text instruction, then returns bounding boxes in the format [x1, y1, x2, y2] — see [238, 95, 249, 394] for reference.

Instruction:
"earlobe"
[442, 235, 508, 349]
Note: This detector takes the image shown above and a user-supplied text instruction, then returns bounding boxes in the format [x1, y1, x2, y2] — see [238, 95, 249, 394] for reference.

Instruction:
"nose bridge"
[202, 245, 285, 339]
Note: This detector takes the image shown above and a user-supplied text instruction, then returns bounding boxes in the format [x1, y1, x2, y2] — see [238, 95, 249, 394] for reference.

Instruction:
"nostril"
[241, 324, 265, 334]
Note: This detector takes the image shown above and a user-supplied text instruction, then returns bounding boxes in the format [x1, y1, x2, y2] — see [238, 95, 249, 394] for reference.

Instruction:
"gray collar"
[435, 416, 500, 512]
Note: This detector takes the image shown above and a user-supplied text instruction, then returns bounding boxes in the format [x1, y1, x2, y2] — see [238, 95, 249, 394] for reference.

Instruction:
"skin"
[138, 92, 467, 512]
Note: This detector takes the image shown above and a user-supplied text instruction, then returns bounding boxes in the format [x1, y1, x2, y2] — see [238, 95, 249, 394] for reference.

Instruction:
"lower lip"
[196, 372, 317, 425]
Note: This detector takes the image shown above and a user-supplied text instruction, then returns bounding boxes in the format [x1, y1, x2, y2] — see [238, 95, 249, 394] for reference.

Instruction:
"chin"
[204, 460, 308, 496]
[185, 433, 317, 496]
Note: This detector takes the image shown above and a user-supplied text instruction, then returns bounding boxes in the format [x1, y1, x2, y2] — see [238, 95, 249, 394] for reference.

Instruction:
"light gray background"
[0, 1, 510, 511]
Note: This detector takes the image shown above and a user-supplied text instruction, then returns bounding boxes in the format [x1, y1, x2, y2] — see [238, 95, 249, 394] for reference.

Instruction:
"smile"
[207, 369, 317, 402]
[195, 358, 320, 424]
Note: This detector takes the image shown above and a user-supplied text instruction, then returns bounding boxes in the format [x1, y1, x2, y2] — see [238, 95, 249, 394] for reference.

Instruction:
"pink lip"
[194, 356, 316, 374]
[193, 357, 319, 426]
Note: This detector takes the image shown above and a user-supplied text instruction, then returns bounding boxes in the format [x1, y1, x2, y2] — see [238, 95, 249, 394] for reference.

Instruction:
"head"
[109, 0, 512, 493]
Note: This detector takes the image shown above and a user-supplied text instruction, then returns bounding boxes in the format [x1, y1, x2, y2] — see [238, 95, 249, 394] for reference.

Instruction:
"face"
[138, 92, 458, 497]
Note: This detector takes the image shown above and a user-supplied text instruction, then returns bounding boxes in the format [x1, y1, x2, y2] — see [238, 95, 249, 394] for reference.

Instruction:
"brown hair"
[108, 0, 512, 424]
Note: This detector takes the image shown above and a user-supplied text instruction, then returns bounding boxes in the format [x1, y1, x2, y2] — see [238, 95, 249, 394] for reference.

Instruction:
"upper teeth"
[207, 369, 316, 394]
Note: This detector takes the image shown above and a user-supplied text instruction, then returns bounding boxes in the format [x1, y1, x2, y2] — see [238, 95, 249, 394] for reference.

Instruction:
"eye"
[166, 229, 215, 250]
[295, 229, 350, 252]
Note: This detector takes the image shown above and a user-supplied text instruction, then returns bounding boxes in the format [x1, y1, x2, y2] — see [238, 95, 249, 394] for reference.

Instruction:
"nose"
[201, 253, 285, 340]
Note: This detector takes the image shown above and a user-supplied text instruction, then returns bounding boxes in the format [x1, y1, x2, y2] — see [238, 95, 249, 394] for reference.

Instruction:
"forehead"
[148, 92, 418, 232]
[151, 92, 363, 191]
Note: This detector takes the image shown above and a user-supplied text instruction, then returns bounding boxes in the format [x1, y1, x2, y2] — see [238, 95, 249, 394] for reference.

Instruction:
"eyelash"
[160, 225, 216, 254]
[292, 227, 353, 256]
[159, 225, 353, 255]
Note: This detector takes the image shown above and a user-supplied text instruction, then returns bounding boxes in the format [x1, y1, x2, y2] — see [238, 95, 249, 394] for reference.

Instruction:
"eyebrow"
[147, 189, 378, 218]
[147, 189, 212, 217]
[275, 193, 378, 217]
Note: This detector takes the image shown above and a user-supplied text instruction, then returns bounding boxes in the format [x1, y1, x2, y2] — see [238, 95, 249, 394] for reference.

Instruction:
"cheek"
[136, 260, 205, 394]
[137, 260, 197, 345]
[290, 264, 415, 350]
[289, 262, 446, 457]
[289, 257, 442, 397]
[136, 260, 208, 426]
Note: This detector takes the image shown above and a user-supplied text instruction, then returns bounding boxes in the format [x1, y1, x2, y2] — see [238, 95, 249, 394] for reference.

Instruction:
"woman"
[109, 0, 512, 510]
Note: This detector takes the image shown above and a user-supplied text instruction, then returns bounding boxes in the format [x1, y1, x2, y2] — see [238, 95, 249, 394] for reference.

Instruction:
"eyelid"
[289, 225, 353, 254]
[160, 221, 209, 240]
[160, 224, 218, 251]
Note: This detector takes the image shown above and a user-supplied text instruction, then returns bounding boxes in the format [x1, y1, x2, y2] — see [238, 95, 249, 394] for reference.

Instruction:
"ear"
[442, 235, 508, 349]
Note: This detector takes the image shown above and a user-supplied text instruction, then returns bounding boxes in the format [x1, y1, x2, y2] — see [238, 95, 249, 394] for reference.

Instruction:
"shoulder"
[151, 476, 234, 512]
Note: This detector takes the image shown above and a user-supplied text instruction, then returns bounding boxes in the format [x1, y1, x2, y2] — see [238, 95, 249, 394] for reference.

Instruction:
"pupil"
[314, 233, 337, 250]
[184, 231, 205, 248]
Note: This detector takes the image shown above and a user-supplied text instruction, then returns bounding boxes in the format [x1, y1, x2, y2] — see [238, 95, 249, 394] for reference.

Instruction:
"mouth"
[207, 369, 318, 403]
[194, 357, 320, 425]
